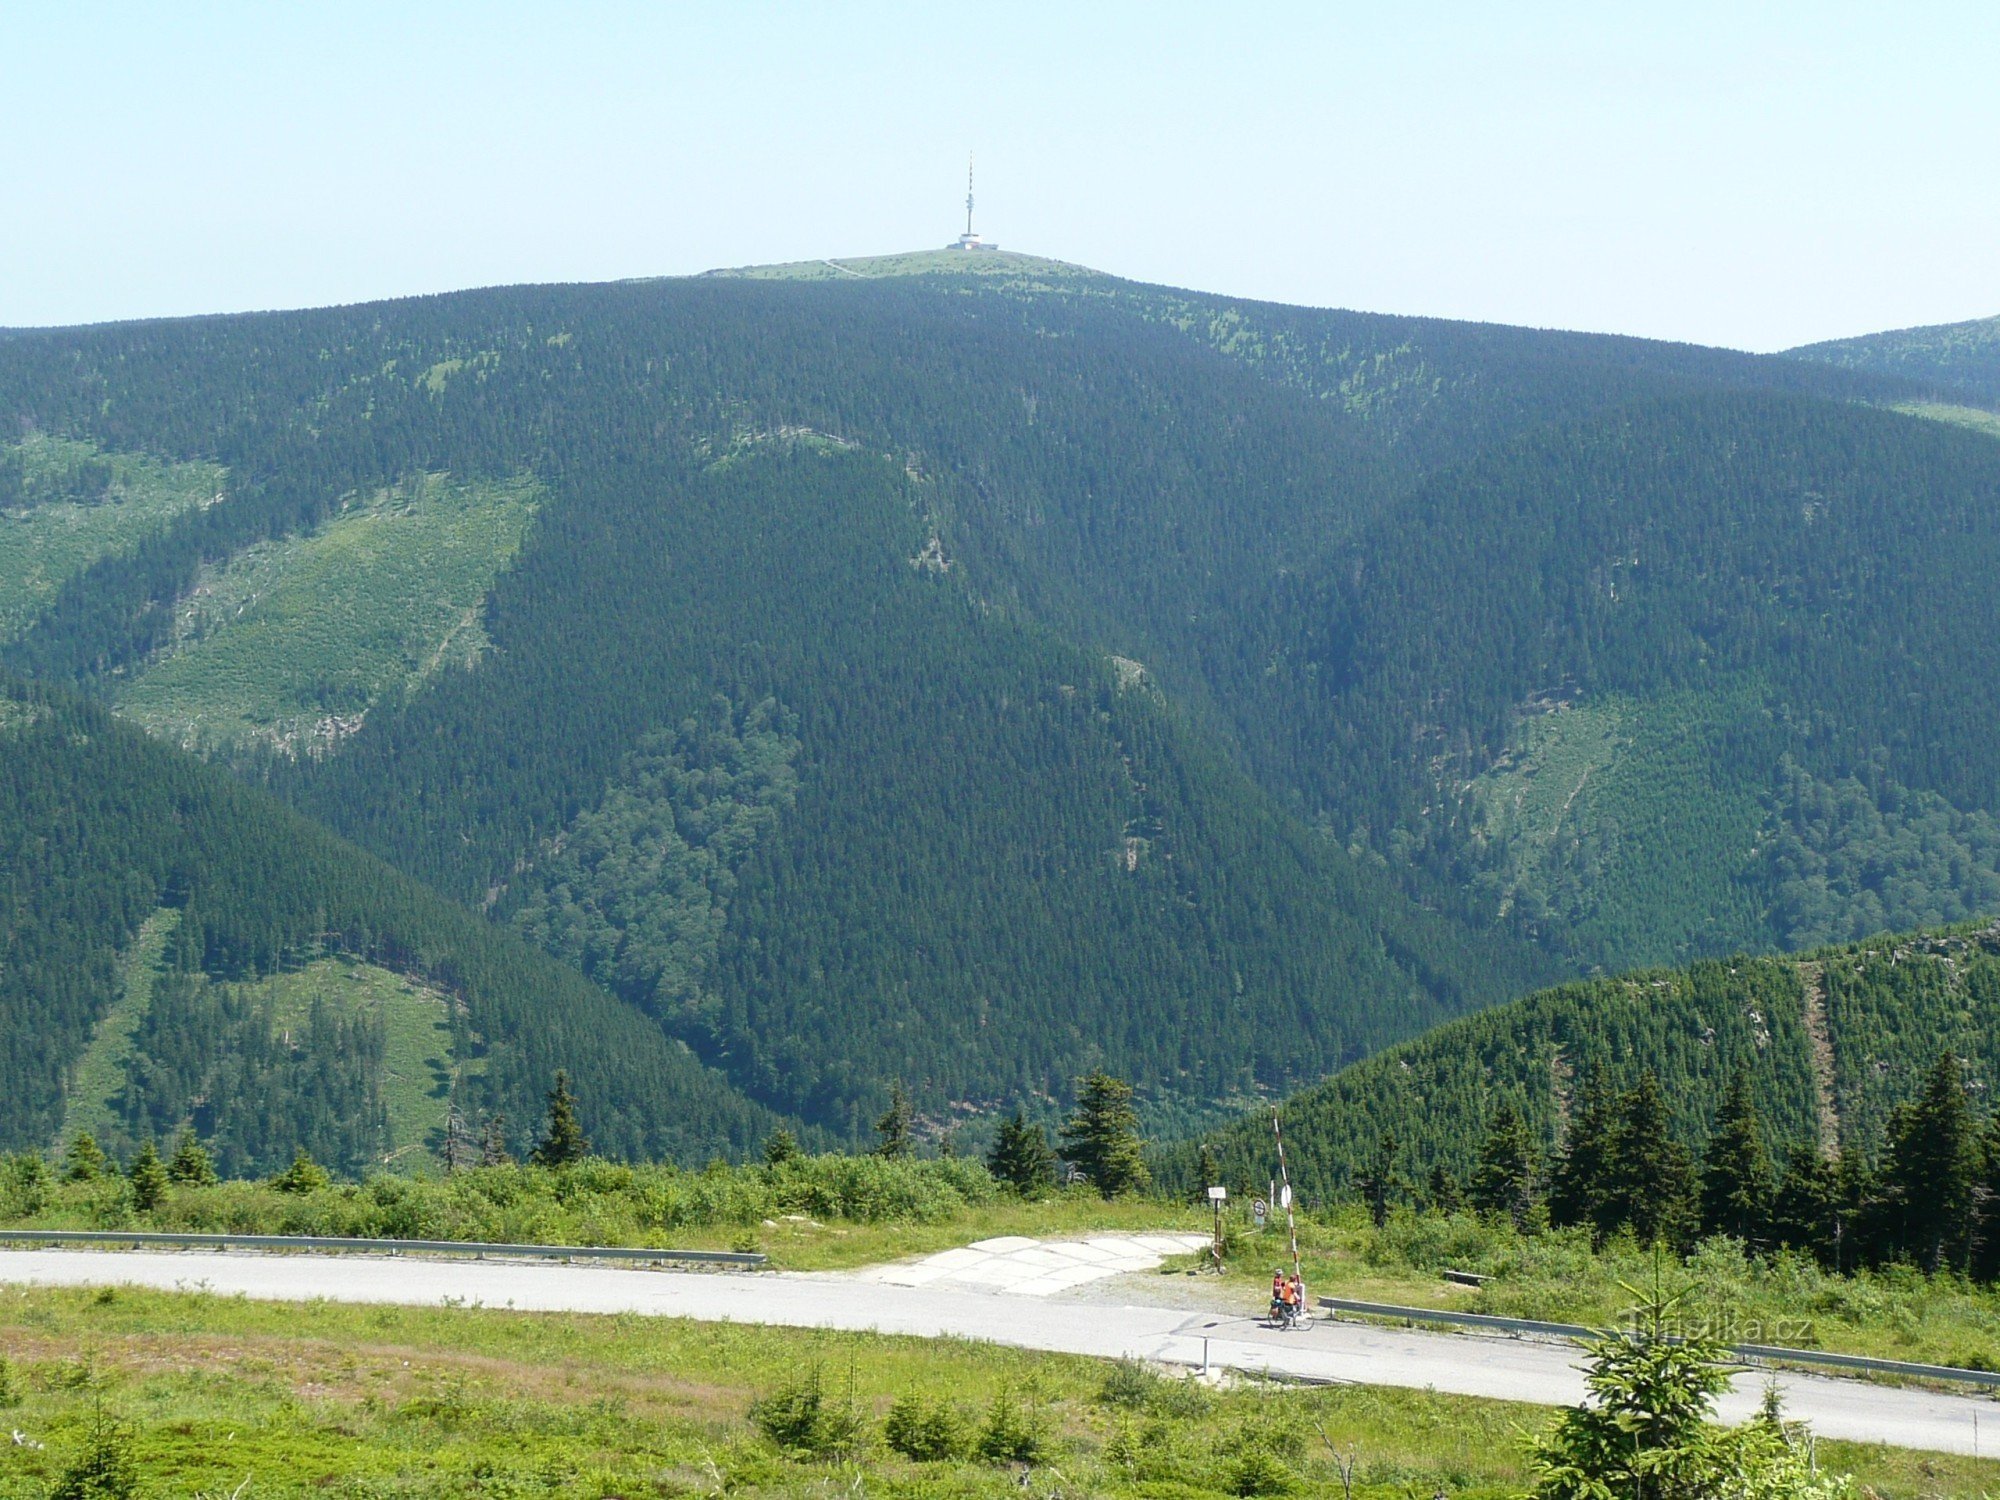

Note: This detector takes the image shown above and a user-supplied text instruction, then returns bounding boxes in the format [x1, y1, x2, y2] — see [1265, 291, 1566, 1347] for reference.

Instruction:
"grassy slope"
[114, 471, 538, 753]
[0, 437, 221, 640]
[57, 940, 475, 1169]
[1900, 400, 2000, 439]
[54, 909, 179, 1150]
[237, 956, 478, 1166]
[0, 1285, 1985, 1497]
[1459, 686, 1773, 970]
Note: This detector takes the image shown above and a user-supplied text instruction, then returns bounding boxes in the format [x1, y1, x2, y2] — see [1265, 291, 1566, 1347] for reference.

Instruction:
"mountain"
[1167, 918, 2000, 1199]
[0, 679, 775, 1175]
[1789, 313, 2000, 408]
[2, 253, 1998, 1147]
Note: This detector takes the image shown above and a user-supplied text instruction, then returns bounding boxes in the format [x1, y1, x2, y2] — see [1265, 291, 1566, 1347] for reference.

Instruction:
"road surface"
[2, 1248, 1991, 1457]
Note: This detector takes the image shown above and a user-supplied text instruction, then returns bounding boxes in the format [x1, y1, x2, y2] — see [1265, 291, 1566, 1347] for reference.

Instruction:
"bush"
[0, 1355, 17, 1408]
[1095, 1357, 1159, 1409]
[975, 1379, 1045, 1464]
[1227, 1447, 1295, 1497]
[748, 1363, 865, 1460]
[883, 1392, 967, 1461]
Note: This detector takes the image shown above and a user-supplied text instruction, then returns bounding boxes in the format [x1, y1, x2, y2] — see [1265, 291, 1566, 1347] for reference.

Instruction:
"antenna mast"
[965, 152, 975, 237]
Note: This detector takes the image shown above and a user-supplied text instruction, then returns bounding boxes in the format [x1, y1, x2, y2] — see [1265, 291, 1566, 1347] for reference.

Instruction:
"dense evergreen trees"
[1172, 925, 2000, 1280]
[1470, 1101, 1539, 1230]
[1166, 925, 2000, 1251]
[1789, 312, 2000, 405]
[0, 680, 777, 1165]
[1, 255, 1998, 1161]
[1698, 1070, 1774, 1244]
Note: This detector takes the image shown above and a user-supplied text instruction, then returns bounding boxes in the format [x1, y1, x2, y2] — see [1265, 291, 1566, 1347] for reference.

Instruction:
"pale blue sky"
[5, 2, 1995, 349]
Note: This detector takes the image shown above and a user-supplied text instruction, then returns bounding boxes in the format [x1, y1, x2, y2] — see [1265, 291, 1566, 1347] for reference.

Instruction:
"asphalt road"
[2, 1248, 1992, 1457]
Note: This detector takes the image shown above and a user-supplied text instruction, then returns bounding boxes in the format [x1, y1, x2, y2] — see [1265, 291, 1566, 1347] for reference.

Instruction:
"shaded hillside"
[0, 680, 776, 1169]
[1167, 920, 2000, 1199]
[1, 261, 1994, 1139]
[1237, 393, 2000, 968]
[287, 444, 1550, 1133]
[1789, 313, 2000, 406]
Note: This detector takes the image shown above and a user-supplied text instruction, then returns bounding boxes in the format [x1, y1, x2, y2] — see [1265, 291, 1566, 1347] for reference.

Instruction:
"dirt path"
[1796, 961, 1842, 1157]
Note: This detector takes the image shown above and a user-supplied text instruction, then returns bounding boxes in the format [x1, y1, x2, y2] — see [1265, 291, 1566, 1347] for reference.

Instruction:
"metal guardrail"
[1317, 1295, 2000, 1389]
[0, 1228, 765, 1267]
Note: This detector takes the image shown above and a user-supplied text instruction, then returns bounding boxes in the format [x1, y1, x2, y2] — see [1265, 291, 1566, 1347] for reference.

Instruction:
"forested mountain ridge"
[1237, 391, 2000, 968]
[287, 443, 1553, 1134]
[0, 678, 777, 1170]
[1789, 311, 2000, 406]
[1167, 918, 2000, 1202]
[2, 258, 1998, 1148]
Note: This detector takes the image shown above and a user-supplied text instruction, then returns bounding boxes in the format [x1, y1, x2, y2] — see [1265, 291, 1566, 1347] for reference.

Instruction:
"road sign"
[1252, 1198, 1268, 1227]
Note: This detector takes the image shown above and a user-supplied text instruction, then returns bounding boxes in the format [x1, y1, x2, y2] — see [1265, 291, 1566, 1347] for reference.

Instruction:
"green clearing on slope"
[0, 436, 221, 641]
[231, 956, 475, 1167]
[1898, 400, 2000, 439]
[66, 952, 477, 1174]
[0, 680, 777, 1168]
[114, 471, 538, 754]
[1459, 686, 1772, 970]
[54, 909, 178, 1152]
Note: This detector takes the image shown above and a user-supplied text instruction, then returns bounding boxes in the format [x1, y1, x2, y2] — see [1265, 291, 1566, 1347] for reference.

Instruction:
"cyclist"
[1284, 1273, 1307, 1328]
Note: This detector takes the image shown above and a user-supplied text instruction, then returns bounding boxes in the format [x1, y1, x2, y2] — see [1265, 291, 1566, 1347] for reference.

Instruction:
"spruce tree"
[987, 1109, 1055, 1197]
[530, 1071, 590, 1167]
[1426, 1163, 1462, 1215]
[1471, 1099, 1540, 1229]
[62, 1133, 109, 1183]
[1879, 1052, 1979, 1271]
[1831, 1145, 1876, 1273]
[166, 1129, 217, 1187]
[1698, 1068, 1773, 1245]
[441, 1101, 472, 1174]
[480, 1113, 511, 1166]
[1060, 1072, 1149, 1198]
[1548, 1076, 1616, 1239]
[1196, 1141, 1221, 1191]
[1355, 1130, 1400, 1228]
[874, 1082, 913, 1160]
[270, 1146, 330, 1194]
[1603, 1072, 1696, 1249]
[1770, 1145, 1838, 1263]
[127, 1140, 169, 1213]
[1973, 1110, 2000, 1285]
[763, 1128, 802, 1168]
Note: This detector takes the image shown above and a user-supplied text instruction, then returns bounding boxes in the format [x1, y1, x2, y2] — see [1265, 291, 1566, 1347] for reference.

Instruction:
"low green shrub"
[975, 1379, 1045, 1464]
[882, 1391, 967, 1460]
[1095, 1357, 1160, 1410]
[748, 1363, 865, 1461]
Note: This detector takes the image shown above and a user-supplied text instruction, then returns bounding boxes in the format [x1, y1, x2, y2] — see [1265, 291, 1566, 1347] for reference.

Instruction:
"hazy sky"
[6, 2, 1995, 349]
